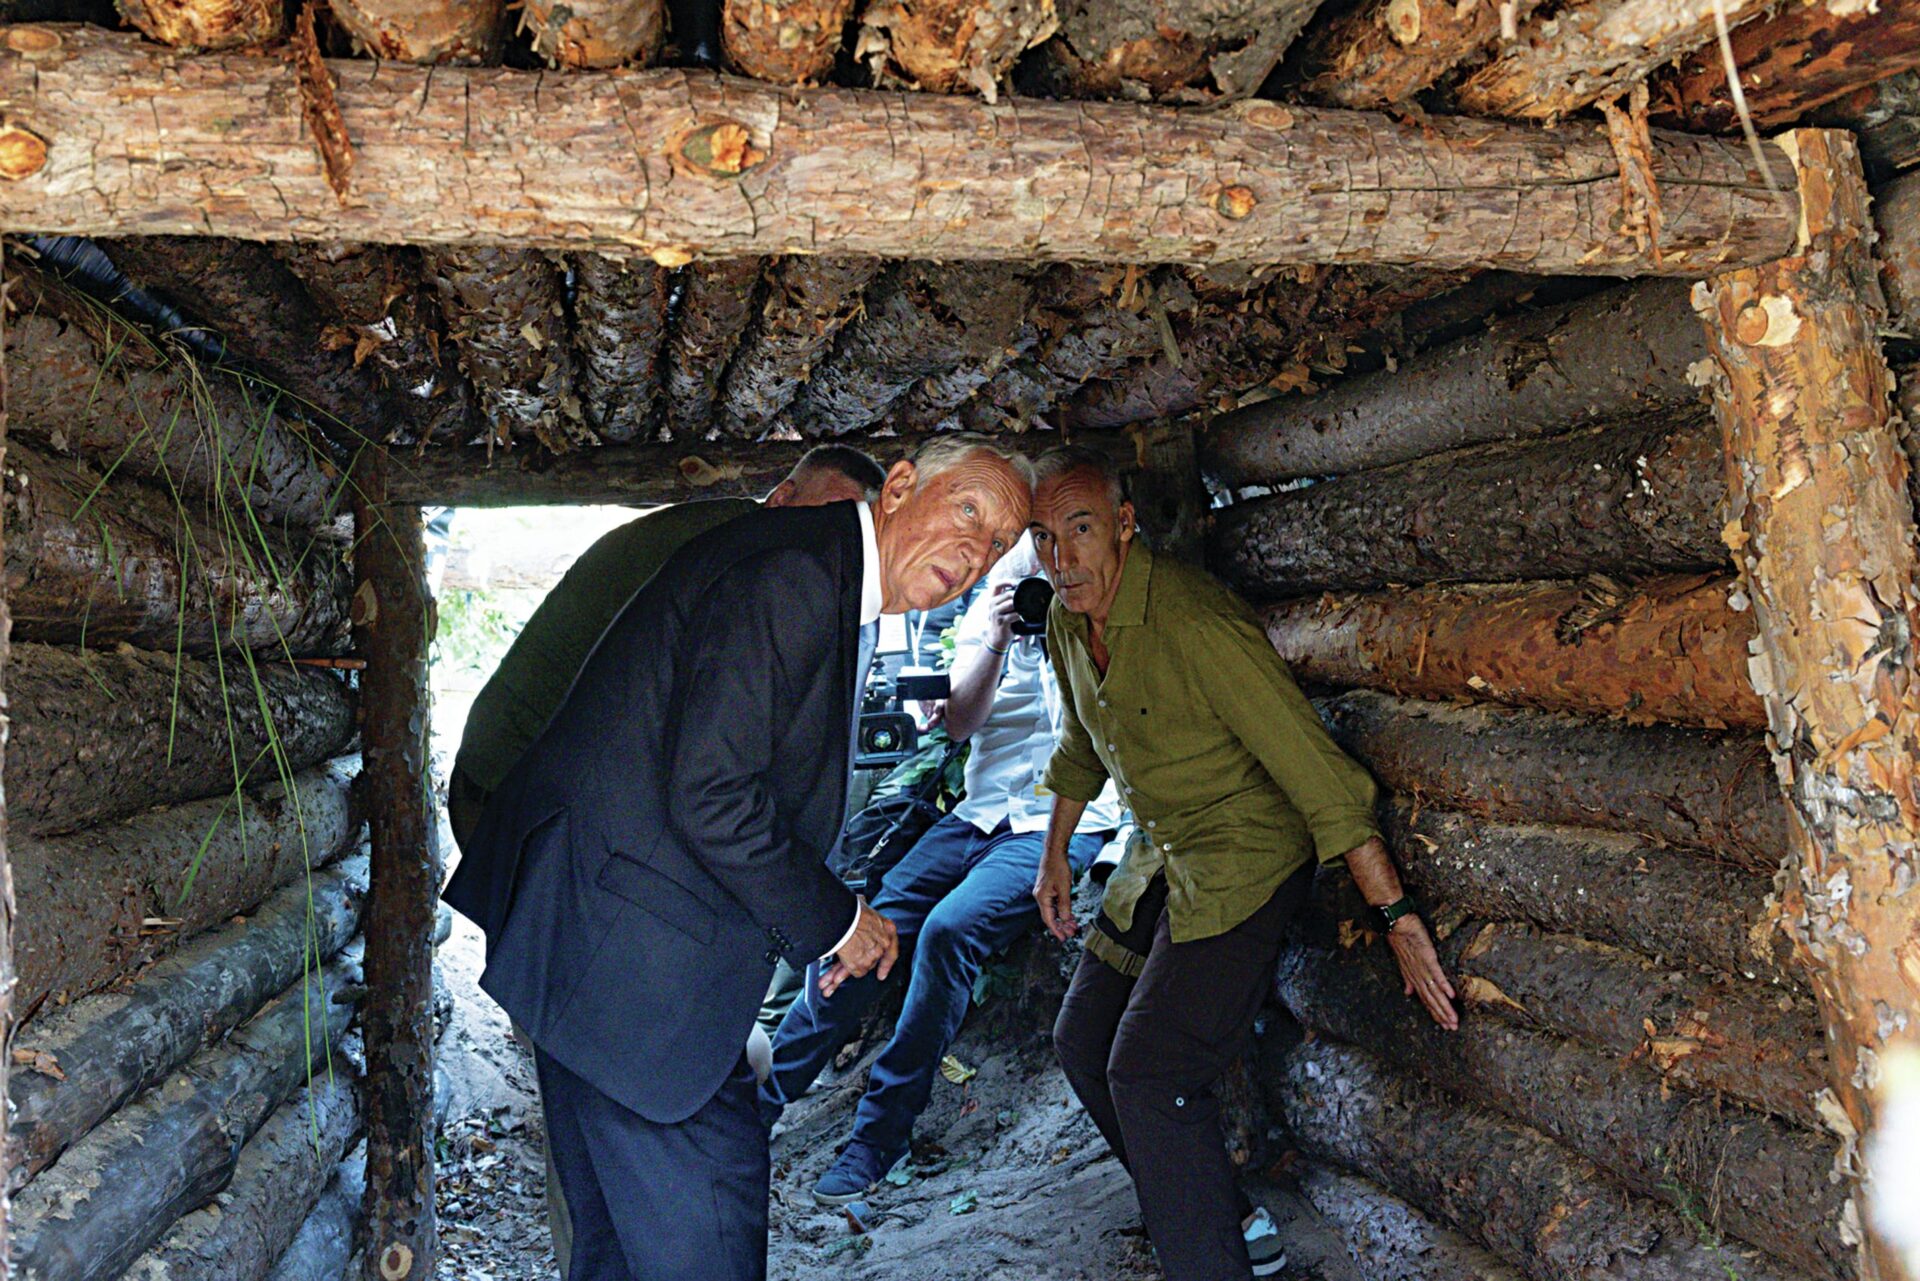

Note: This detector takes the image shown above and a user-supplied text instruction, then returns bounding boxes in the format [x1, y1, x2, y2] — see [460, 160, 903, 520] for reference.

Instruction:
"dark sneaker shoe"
[811, 1141, 909, 1207]
[1244, 1206, 1286, 1277]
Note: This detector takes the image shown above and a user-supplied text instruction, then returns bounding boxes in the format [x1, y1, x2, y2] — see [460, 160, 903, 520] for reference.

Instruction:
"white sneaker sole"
[1250, 1255, 1286, 1278]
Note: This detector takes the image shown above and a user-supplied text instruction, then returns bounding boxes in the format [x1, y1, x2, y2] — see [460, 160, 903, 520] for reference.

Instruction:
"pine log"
[115, 0, 279, 48]
[1210, 412, 1726, 598]
[1696, 129, 1920, 1281]
[1277, 945, 1849, 1279]
[721, 0, 854, 83]
[1262, 573, 1765, 729]
[327, 0, 504, 62]
[1313, 690, 1789, 870]
[423, 247, 584, 451]
[1386, 801, 1802, 991]
[1201, 279, 1708, 487]
[8, 852, 368, 1190]
[3, 266, 340, 529]
[11, 955, 363, 1281]
[265, 1151, 365, 1281]
[1295, 1164, 1523, 1281]
[717, 256, 881, 435]
[1817, 70, 1920, 181]
[1287, 0, 1544, 109]
[1648, 0, 1920, 135]
[4, 28, 1799, 275]
[663, 257, 765, 440]
[520, 0, 665, 66]
[1446, 918, 1829, 1130]
[1055, 298, 1277, 430]
[8, 643, 355, 837]
[1274, 1038, 1800, 1281]
[1877, 171, 1920, 328]
[858, 0, 1053, 97]
[1453, 0, 1774, 121]
[1037, 0, 1323, 102]
[882, 321, 1039, 432]
[572, 253, 672, 443]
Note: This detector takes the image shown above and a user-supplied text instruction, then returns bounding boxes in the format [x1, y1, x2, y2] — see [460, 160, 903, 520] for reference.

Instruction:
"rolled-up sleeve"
[1041, 618, 1110, 804]
[1194, 611, 1380, 864]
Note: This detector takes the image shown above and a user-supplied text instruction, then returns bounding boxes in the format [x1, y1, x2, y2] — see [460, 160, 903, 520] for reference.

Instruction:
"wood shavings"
[290, 2, 354, 202]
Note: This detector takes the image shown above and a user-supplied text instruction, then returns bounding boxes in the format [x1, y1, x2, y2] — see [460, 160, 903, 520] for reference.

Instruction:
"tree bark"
[1696, 128, 1920, 1281]
[8, 852, 367, 1191]
[1210, 412, 1727, 598]
[1273, 1037, 1803, 1281]
[1276, 945, 1851, 1279]
[520, 0, 665, 66]
[352, 456, 438, 1281]
[1453, 0, 1775, 120]
[1286, 0, 1544, 109]
[423, 247, 584, 451]
[1037, 0, 1324, 102]
[1295, 1164, 1523, 1281]
[663, 256, 765, 440]
[880, 321, 1039, 433]
[7, 642, 356, 837]
[266, 1151, 366, 1281]
[116, 0, 280, 48]
[327, 0, 504, 62]
[11, 954, 362, 1281]
[1, 28, 1799, 274]
[1262, 572, 1766, 729]
[858, 0, 1053, 97]
[1201, 279, 1709, 488]
[1385, 801, 1803, 991]
[1314, 689, 1789, 871]
[721, 0, 854, 83]
[1817, 71, 1920, 182]
[1648, 0, 1920, 135]
[0, 237, 19, 1281]
[717, 256, 880, 435]
[1875, 171, 1920, 331]
[572, 253, 672, 444]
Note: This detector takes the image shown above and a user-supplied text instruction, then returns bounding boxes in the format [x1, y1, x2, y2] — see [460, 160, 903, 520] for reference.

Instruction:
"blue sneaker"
[1244, 1206, 1287, 1277]
[811, 1140, 909, 1206]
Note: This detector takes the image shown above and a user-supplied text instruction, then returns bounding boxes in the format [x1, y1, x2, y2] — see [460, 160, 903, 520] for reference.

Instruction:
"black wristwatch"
[1374, 896, 1418, 933]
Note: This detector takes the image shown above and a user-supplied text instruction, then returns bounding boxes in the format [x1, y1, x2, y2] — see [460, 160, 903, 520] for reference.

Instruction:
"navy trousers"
[536, 1046, 769, 1281]
[761, 814, 1107, 1156]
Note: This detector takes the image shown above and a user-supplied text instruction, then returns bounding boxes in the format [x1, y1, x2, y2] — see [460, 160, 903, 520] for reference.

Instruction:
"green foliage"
[432, 585, 541, 683]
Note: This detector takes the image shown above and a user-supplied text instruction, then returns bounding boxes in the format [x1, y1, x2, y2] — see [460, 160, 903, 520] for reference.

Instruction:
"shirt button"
[1161, 843, 1171, 852]
[1146, 820, 1156, 829]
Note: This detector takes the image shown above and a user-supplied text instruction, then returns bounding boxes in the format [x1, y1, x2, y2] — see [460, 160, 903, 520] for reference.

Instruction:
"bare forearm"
[1043, 794, 1089, 865]
[943, 644, 1004, 742]
[1344, 836, 1409, 907]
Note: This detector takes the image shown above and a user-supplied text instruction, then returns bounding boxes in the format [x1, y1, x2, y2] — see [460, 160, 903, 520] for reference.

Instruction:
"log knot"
[675, 121, 768, 179]
[0, 124, 48, 181]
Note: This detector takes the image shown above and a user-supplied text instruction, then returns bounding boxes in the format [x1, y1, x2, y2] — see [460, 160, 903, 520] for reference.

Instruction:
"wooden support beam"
[350, 453, 437, 1281]
[1695, 127, 1920, 1281]
[0, 26, 1796, 274]
[572, 253, 672, 443]
[520, 0, 666, 67]
[1037, 0, 1324, 102]
[858, 0, 1053, 96]
[717, 256, 880, 435]
[1287, 0, 1544, 109]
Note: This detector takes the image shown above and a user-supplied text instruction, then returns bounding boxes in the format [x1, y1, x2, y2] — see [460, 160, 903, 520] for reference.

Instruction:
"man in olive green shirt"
[1028, 446, 1456, 1281]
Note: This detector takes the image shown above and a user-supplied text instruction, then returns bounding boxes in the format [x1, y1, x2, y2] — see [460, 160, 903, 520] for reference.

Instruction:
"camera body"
[856, 652, 951, 769]
[1011, 576, 1055, 637]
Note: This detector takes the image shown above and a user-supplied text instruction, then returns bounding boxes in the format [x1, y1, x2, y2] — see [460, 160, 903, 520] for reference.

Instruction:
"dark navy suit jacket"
[443, 502, 864, 1123]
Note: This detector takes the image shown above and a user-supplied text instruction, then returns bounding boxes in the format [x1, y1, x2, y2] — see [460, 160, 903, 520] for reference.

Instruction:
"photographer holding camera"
[759, 534, 1123, 1205]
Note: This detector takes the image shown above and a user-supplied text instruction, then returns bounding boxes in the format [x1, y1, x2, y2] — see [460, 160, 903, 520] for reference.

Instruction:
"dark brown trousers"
[1053, 867, 1309, 1281]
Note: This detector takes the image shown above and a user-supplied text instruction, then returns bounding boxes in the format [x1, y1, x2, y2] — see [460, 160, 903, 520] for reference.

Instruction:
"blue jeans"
[761, 814, 1107, 1155]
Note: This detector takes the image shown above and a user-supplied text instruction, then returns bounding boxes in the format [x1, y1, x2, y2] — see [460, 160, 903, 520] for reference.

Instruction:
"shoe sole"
[810, 1153, 910, 1207]
[1250, 1256, 1286, 1278]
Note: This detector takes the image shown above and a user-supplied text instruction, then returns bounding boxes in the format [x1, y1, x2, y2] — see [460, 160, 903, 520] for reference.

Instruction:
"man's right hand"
[1034, 852, 1078, 941]
[818, 897, 899, 997]
[984, 581, 1019, 650]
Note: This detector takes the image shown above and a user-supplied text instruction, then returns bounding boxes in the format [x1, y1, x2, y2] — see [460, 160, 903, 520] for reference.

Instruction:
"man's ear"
[879, 460, 918, 514]
[1117, 501, 1137, 542]
[764, 479, 797, 508]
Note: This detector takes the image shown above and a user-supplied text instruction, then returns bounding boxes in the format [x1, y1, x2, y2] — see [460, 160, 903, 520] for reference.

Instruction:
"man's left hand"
[1386, 915, 1458, 1030]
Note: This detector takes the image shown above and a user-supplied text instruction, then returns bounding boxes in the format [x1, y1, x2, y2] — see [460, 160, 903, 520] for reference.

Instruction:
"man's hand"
[818, 897, 898, 997]
[984, 581, 1019, 650]
[1386, 915, 1458, 1030]
[1034, 851, 1078, 941]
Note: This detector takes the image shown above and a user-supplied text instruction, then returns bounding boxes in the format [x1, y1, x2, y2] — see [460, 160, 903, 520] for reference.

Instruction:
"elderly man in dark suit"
[442, 434, 1033, 1281]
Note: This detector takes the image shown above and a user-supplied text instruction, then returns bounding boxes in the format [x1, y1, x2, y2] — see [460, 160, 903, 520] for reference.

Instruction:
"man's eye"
[962, 502, 978, 519]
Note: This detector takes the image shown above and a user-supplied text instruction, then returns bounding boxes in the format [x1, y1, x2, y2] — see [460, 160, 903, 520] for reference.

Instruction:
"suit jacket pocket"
[597, 851, 719, 945]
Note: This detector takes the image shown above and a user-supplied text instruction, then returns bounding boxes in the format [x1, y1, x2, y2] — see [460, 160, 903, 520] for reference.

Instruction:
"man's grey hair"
[791, 443, 888, 501]
[909, 432, 1037, 490]
[1032, 445, 1125, 510]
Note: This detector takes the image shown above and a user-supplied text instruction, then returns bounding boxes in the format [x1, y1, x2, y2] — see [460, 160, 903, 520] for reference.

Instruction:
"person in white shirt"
[759, 534, 1123, 1206]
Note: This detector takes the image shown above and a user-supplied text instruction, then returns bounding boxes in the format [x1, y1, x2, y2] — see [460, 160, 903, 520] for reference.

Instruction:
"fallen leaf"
[939, 1054, 978, 1085]
[949, 1190, 979, 1216]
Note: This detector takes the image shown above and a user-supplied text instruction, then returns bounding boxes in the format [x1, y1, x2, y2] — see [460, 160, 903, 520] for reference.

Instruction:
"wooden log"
[1295, 1163, 1523, 1281]
[116, 0, 280, 49]
[327, 0, 504, 62]
[721, 0, 854, 83]
[1210, 412, 1727, 598]
[663, 256, 764, 440]
[572, 253, 672, 444]
[4, 440, 352, 655]
[520, 0, 666, 67]
[1878, 172, 1920, 330]
[266, 1149, 366, 1281]
[423, 247, 584, 451]
[0, 237, 19, 1279]
[858, 0, 1053, 97]
[717, 256, 880, 435]
[11, 954, 362, 1281]
[1446, 918, 1829, 1130]
[1286, 0, 1543, 109]
[1386, 801, 1802, 991]
[1817, 70, 1920, 181]
[881, 321, 1039, 432]
[1314, 689, 1790, 870]
[1274, 1037, 1802, 1281]
[1277, 945, 1850, 1279]
[1453, 0, 1774, 121]
[1263, 573, 1765, 729]
[1201, 279, 1709, 487]
[0, 27, 1799, 275]
[4, 265, 340, 529]
[8, 851, 367, 1190]
[8, 643, 355, 837]
[1037, 0, 1323, 102]
[352, 453, 438, 1281]
[1648, 0, 1920, 135]
[1696, 128, 1920, 1281]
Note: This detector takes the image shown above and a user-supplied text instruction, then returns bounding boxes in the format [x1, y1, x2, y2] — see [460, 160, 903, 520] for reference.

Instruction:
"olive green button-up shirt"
[1042, 543, 1381, 945]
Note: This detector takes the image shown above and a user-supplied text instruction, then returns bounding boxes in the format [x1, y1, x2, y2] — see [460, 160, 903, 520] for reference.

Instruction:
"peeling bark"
[859, 0, 1054, 96]
[881, 320, 1039, 432]
[424, 246, 584, 450]
[663, 256, 765, 440]
[1296, 1164, 1522, 1281]
[1263, 573, 1765, 729]
[116, 0, 278, 46]
[1288, 0, 1544, 108]
[722, 0, 855, 83]
[572, 253, 672, 443]
[520, 0, 666, 66]
[1875, 170, 1920, 331]
[327, 0, 504, 62]
[718, 256, 880, 435]
[1038, 0, 1323, 102]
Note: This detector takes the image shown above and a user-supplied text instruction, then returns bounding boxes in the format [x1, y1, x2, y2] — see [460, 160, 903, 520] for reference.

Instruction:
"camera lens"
[1012, 576, 1054, 635]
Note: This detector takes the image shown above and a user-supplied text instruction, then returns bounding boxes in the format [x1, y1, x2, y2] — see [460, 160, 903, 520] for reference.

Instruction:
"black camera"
[1011, 576, 1055, 636]
[855, 651, 951, 769]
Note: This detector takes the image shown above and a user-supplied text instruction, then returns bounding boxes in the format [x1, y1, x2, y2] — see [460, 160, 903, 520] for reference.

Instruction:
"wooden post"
[0, 238, 20, 1281]
[351, 450, 437, 1281]
[1694, 128, 1920, 1281]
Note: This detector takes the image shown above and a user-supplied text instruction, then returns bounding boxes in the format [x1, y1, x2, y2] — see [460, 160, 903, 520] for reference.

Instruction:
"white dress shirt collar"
[856, 500, 884, 624]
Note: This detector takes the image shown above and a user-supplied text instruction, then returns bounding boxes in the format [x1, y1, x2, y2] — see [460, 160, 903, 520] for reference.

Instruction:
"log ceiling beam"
[1286, 0, 1544, 110]
[0, 25, 1794, 275]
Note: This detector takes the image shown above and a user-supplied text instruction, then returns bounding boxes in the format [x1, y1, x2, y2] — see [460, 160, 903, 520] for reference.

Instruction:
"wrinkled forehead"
[942, 452, 1032, 521]
[1032, 467, 1117, 524]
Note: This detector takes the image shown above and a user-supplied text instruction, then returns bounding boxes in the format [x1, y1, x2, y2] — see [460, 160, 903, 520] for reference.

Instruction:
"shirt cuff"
[823, 900, 864, 961]
[1310, 810, 1384, 866]
[1042, 755, 1109, 805]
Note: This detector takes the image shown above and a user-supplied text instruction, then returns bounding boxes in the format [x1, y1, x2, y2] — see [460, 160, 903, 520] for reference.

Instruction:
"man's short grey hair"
[791, 444, 887, 501]
[1032, 445, 1125, 510]
[909, 432, 1037, 490]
